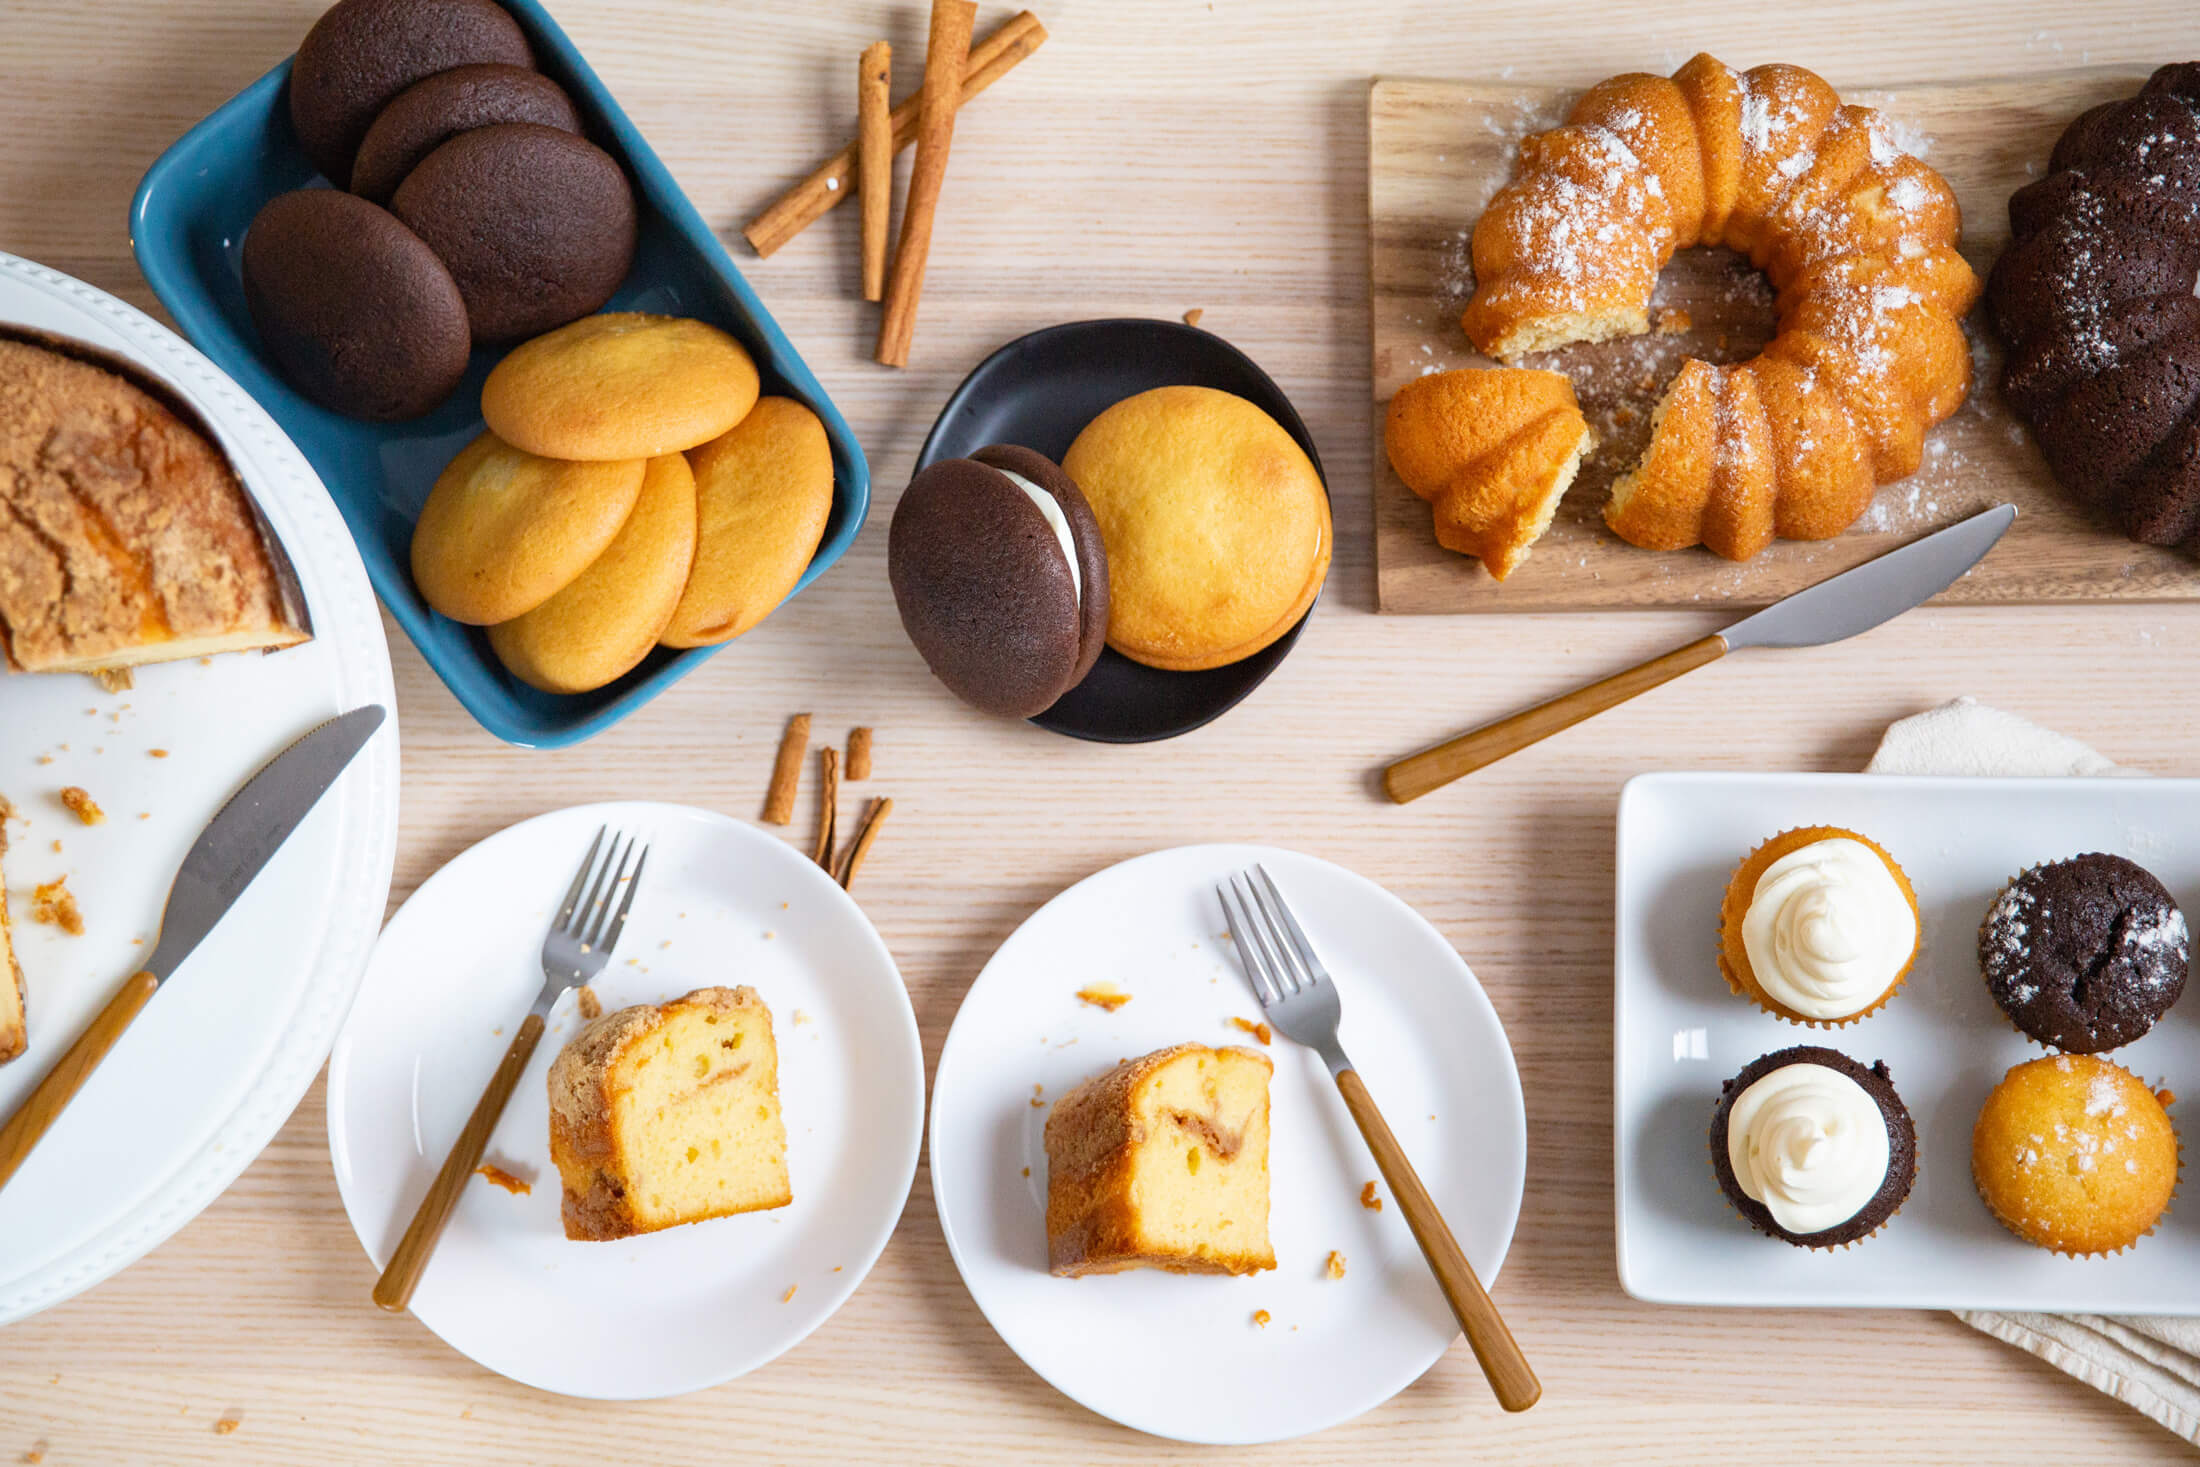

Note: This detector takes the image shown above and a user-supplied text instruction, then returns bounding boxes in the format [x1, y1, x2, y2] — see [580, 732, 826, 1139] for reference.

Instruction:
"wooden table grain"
[3, 1, 2197, 1461]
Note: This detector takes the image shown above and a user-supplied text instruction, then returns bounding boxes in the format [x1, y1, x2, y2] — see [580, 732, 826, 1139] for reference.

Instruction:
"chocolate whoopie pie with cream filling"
[889, 445, 1111, 720]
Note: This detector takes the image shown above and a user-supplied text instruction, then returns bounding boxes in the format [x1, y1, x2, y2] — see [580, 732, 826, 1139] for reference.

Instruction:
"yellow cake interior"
[1045, 1043, 1275, 1276]
[549, 985, 790, 1240]
[0, 829, 22, 1064]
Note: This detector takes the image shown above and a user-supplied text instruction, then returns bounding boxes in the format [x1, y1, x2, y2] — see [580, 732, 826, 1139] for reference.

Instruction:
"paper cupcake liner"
[1717, 825, 1919, 1029]
[1970, 1058, 2183, 1258]
[1708, 1048, 1917, 1251]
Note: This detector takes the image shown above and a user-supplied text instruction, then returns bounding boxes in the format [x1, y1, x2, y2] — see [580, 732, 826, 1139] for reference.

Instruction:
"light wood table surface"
[3, 1, 2197, 1460]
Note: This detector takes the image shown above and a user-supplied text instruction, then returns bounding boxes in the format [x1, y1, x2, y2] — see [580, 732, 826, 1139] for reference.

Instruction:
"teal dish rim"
[128, 0, 868, 748]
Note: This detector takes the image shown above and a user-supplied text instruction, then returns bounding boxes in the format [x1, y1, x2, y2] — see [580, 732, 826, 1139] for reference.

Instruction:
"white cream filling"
[1742, 838, 1917, 1019]
[1726, 1063, 1891, 1235]
[999, 467, 1081, 610]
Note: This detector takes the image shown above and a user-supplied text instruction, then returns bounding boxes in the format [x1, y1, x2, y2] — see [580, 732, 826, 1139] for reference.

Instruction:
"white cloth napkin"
[1866, 696, 2200, 1444]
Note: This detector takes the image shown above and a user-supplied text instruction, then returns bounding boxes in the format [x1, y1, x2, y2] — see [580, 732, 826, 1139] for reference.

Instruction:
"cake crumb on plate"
[32, 877, 81, 935]
[1360, 1181, 1383, 1212]
[1075, 983, 1131, 1012]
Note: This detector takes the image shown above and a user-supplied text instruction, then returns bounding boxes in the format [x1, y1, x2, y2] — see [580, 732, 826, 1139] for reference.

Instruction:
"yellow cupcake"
[488, 453, 698, 694]
[482, 313, 760, 461]
[1717, 826, 1919, 1027]
[660, 397, 834, 649]
[1972, 1055, 2178, 1256]
[1063, 386, 1330, 672]
[410, 431, 645, 625]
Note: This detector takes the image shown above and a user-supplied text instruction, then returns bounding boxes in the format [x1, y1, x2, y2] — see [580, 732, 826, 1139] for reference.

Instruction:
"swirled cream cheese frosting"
[1741, 838, 1916, 1020]
[1725, 1062, 1890, 1234]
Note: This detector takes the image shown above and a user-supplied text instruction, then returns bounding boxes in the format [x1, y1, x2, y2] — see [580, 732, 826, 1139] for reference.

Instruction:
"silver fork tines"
[539, 826, 649, 1005]
[1217, 864, 1344, 1067]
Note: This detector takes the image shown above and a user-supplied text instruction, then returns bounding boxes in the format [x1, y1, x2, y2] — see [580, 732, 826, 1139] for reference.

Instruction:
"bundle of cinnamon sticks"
[742, 6, 1047, 367]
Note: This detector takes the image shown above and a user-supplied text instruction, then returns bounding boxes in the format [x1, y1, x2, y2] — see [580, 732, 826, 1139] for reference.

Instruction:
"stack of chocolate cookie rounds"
[242, 0, 638, 420]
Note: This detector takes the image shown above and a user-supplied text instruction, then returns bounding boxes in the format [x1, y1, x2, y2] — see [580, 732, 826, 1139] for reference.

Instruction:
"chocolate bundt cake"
[1987, 65, 2200, 548]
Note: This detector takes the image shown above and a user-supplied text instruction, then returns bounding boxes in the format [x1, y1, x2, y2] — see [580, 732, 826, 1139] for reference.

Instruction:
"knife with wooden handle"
[1383, 506, 2017, 804]
[0, 705, 386, 1191]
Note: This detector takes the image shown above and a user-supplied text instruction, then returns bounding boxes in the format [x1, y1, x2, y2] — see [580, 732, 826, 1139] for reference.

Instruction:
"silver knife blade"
[1724, 504, 2016, 650]
[142, 705, 386, 983]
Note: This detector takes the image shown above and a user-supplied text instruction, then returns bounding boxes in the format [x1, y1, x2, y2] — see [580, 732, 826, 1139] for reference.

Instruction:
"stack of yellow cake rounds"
[409, 312, 834, 693]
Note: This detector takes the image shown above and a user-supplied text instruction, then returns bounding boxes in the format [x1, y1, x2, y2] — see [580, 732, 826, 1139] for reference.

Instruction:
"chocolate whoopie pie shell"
[890, 453, 1091, 720]
[1980, 853, 2190, 1053]
[971, 444, 1110, 688]
[241, 189, 471, 420]
[391, 123, 636, 343]
[350, 63, 581, 204]
[1708, 1044, 1917, 1249]
[289, 0, 535, 185]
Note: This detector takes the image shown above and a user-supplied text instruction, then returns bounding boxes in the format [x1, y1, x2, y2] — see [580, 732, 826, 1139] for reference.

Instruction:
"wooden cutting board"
[1369, 68, 2196, 613]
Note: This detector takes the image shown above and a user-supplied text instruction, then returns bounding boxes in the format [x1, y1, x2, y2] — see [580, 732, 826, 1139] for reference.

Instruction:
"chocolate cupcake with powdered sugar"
[1980, 854, 2190, 1053]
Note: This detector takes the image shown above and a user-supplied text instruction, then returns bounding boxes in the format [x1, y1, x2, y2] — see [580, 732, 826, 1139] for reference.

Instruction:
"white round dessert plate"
[0, 252, 399, 1325]
[327, 801, 924, 1399]
[929, 844, 1526, 1444]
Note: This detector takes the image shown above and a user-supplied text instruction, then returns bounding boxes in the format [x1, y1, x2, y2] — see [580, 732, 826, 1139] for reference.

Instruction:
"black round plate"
[915, 319, 1328, 744]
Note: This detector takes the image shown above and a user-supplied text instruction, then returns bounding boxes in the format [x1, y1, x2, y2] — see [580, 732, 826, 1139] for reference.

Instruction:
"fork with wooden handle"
[1218, 864, 1541, 1412]
[372, 828, 647, 1313]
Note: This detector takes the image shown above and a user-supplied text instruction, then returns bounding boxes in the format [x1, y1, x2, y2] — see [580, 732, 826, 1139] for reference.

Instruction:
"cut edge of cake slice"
[0, 820, 24, 1064]
[1043, 1042, 1275, 1278]
[547, 984, 790, 1242]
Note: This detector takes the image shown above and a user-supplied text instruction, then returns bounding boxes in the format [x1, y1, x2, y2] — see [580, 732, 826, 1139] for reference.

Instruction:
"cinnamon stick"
[876, 0, 975, 366]
[836, 797, 894, 890]
[847, 726, 874, 781]
[859, 43, 892, 302]
[743, 11, 1046, 258]
[763, 713, 810, 825]
[812, 746, 840, 868]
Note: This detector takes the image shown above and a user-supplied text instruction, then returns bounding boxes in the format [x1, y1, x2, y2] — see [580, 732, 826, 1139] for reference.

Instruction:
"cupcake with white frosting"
[1710, 1045, 1919, 1249]
[1718, 826, 1921, 1026]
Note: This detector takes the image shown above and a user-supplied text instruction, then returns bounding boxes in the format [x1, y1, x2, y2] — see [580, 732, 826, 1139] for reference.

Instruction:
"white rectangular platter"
[1615, 771, 2200, 1312]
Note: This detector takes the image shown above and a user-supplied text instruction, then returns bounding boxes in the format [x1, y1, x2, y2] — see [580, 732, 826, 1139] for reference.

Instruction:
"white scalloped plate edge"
[0, 251, 399, 1324]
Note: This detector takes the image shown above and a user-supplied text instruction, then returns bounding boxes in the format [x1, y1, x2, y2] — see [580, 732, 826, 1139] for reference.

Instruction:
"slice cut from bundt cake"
[1044, 1043, 1275, 1277]
[548, 985, 791, 1241]
[1462, 53, 1980, 561]
[1383, 367, 1595, 580]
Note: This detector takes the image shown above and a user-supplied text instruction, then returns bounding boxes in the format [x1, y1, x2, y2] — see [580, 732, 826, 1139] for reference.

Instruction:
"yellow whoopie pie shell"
[489, 453, 699, 694]
[659, 397, 834, 649]
[481, 313, 761, 461]
[411, 430, 647, 625]
[1063, 385, 1330, 672]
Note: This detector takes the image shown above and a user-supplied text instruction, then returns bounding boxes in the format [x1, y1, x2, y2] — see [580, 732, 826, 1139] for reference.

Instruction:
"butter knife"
[1383, 505, 2016, 803]
[0, 704, 387, 1191]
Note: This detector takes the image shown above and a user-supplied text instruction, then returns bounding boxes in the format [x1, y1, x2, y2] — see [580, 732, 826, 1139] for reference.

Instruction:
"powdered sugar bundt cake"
[1462, 54, 1980, 561]
[1383, 367, 1595, 580]
[1987, 64, 2200, 549]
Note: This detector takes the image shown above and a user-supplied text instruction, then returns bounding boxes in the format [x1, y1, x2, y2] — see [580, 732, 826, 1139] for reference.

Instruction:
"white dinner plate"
[0, 253, 398, 1325]
[327, 801, 924, 1398]
[929, 844, 1526, 1444]
[1618, 771, 2200, 1312]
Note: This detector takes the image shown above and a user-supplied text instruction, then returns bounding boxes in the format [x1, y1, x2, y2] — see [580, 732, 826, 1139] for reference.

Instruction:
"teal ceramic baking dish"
[130, 0, 867, 748]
